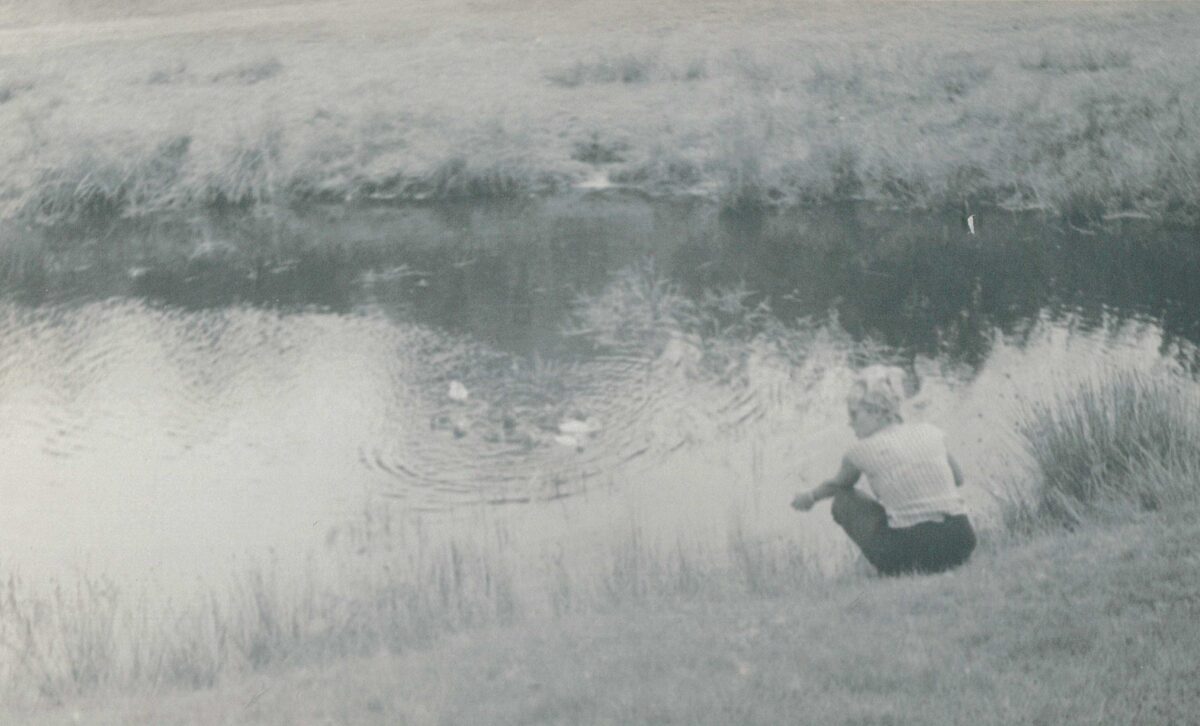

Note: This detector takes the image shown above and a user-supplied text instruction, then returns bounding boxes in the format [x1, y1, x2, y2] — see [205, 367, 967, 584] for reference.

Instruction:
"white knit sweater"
[846, 422, 968, 528]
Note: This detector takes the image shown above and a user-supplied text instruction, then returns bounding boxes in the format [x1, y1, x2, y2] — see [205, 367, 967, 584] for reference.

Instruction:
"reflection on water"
[10, 198, 1200, 359]
[0, 197, 1197, 585]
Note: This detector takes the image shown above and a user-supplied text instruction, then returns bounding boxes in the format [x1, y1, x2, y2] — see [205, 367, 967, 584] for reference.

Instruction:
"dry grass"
[0, 1, 1197, 224]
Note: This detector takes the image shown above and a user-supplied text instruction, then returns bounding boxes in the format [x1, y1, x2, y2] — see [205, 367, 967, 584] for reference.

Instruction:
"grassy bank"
[1, 1, 1199, 226]
[13, 506, 1200, 725]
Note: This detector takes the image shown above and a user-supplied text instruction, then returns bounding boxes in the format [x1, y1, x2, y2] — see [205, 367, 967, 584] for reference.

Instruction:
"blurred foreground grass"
[0, 0, 1197, 225]
[11, 506, 1200, 724]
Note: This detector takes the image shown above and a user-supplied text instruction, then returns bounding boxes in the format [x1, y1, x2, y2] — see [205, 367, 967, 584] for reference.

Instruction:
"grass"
[10, 504, 1200, 724]
[0, 1, 1198, 224]
[1013, 364, 1200, 528]
[1019, 41, 1134, 75]
[0, 0, 327, 27]
[0, 507, 837, 708]
[545, 54, 660, 88]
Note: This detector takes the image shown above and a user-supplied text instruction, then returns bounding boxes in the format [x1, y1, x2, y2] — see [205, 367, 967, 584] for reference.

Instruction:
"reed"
[0, 505, 825, 705]
[1014, 364, 1200, 527]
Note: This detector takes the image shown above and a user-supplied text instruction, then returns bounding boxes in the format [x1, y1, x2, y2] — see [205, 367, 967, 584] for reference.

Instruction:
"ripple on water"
[0, 285, 853, 519]
[2, 265, 1195, 586]
[351, 307, 845, 517]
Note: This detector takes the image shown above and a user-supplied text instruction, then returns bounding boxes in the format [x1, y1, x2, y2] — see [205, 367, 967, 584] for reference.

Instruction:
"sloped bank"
[12, 504, 1199, 725]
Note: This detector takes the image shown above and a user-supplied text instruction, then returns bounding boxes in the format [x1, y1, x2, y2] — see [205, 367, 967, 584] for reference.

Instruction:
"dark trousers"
[831, 489, 976, 576]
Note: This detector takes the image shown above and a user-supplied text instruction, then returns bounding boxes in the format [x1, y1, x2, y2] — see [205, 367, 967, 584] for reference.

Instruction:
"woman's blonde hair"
[847, 364, 907, 418]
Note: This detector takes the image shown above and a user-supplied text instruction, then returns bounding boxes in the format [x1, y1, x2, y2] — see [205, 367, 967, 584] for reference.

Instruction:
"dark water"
[11, 198, 1200, 360]
[1, 195, 1198, 582]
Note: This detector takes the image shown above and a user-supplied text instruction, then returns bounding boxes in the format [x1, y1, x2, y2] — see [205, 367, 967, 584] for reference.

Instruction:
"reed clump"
[1014, 365, 1200, 528]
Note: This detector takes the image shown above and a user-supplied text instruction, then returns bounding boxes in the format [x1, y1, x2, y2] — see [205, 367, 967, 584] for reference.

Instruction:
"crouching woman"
[791, 375, 976, 576]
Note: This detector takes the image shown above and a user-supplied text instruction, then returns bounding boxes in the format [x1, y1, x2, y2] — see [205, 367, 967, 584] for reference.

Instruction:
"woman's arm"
[947, 454, 964, 487]
[792, 457, 861, 511]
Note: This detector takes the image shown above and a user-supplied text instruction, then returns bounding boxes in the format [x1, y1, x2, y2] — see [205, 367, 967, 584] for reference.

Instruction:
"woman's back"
[846, 422, 967, 528]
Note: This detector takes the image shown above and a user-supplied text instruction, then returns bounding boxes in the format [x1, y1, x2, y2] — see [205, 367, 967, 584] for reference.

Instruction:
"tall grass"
[1013, 365, 1200, 528]
[0, 506, 825, 706]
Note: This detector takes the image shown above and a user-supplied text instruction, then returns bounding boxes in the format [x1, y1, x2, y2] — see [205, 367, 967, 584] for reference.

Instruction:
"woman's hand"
[791, 491, 816, 511]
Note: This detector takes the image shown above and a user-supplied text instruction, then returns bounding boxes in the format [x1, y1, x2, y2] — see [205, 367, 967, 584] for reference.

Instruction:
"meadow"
[0, 0, 1198, 228]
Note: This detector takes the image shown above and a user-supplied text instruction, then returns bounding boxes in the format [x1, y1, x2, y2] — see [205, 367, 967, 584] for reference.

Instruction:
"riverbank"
[1, 1, 1198, 226]
[12, 504, 1199, 725]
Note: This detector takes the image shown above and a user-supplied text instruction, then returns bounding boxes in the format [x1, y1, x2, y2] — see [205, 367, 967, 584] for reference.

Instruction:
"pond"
[1, 194, 1198, 589]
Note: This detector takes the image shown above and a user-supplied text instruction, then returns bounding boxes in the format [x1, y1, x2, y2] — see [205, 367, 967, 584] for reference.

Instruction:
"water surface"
[2, 196, 1197, 586]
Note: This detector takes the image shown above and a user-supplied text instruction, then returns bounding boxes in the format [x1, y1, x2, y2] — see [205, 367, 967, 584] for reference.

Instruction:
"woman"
[791, 370, 976, 576]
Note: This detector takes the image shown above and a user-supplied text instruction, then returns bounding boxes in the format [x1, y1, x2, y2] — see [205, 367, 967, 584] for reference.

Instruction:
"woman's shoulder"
[867, 420, 943, 438]
[848, 422, 909, 458]
[906, 421, 946, 438]
[897, 422, 951, 458]
[863, 421, 946, 450]
[849, 422, 948, 470]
